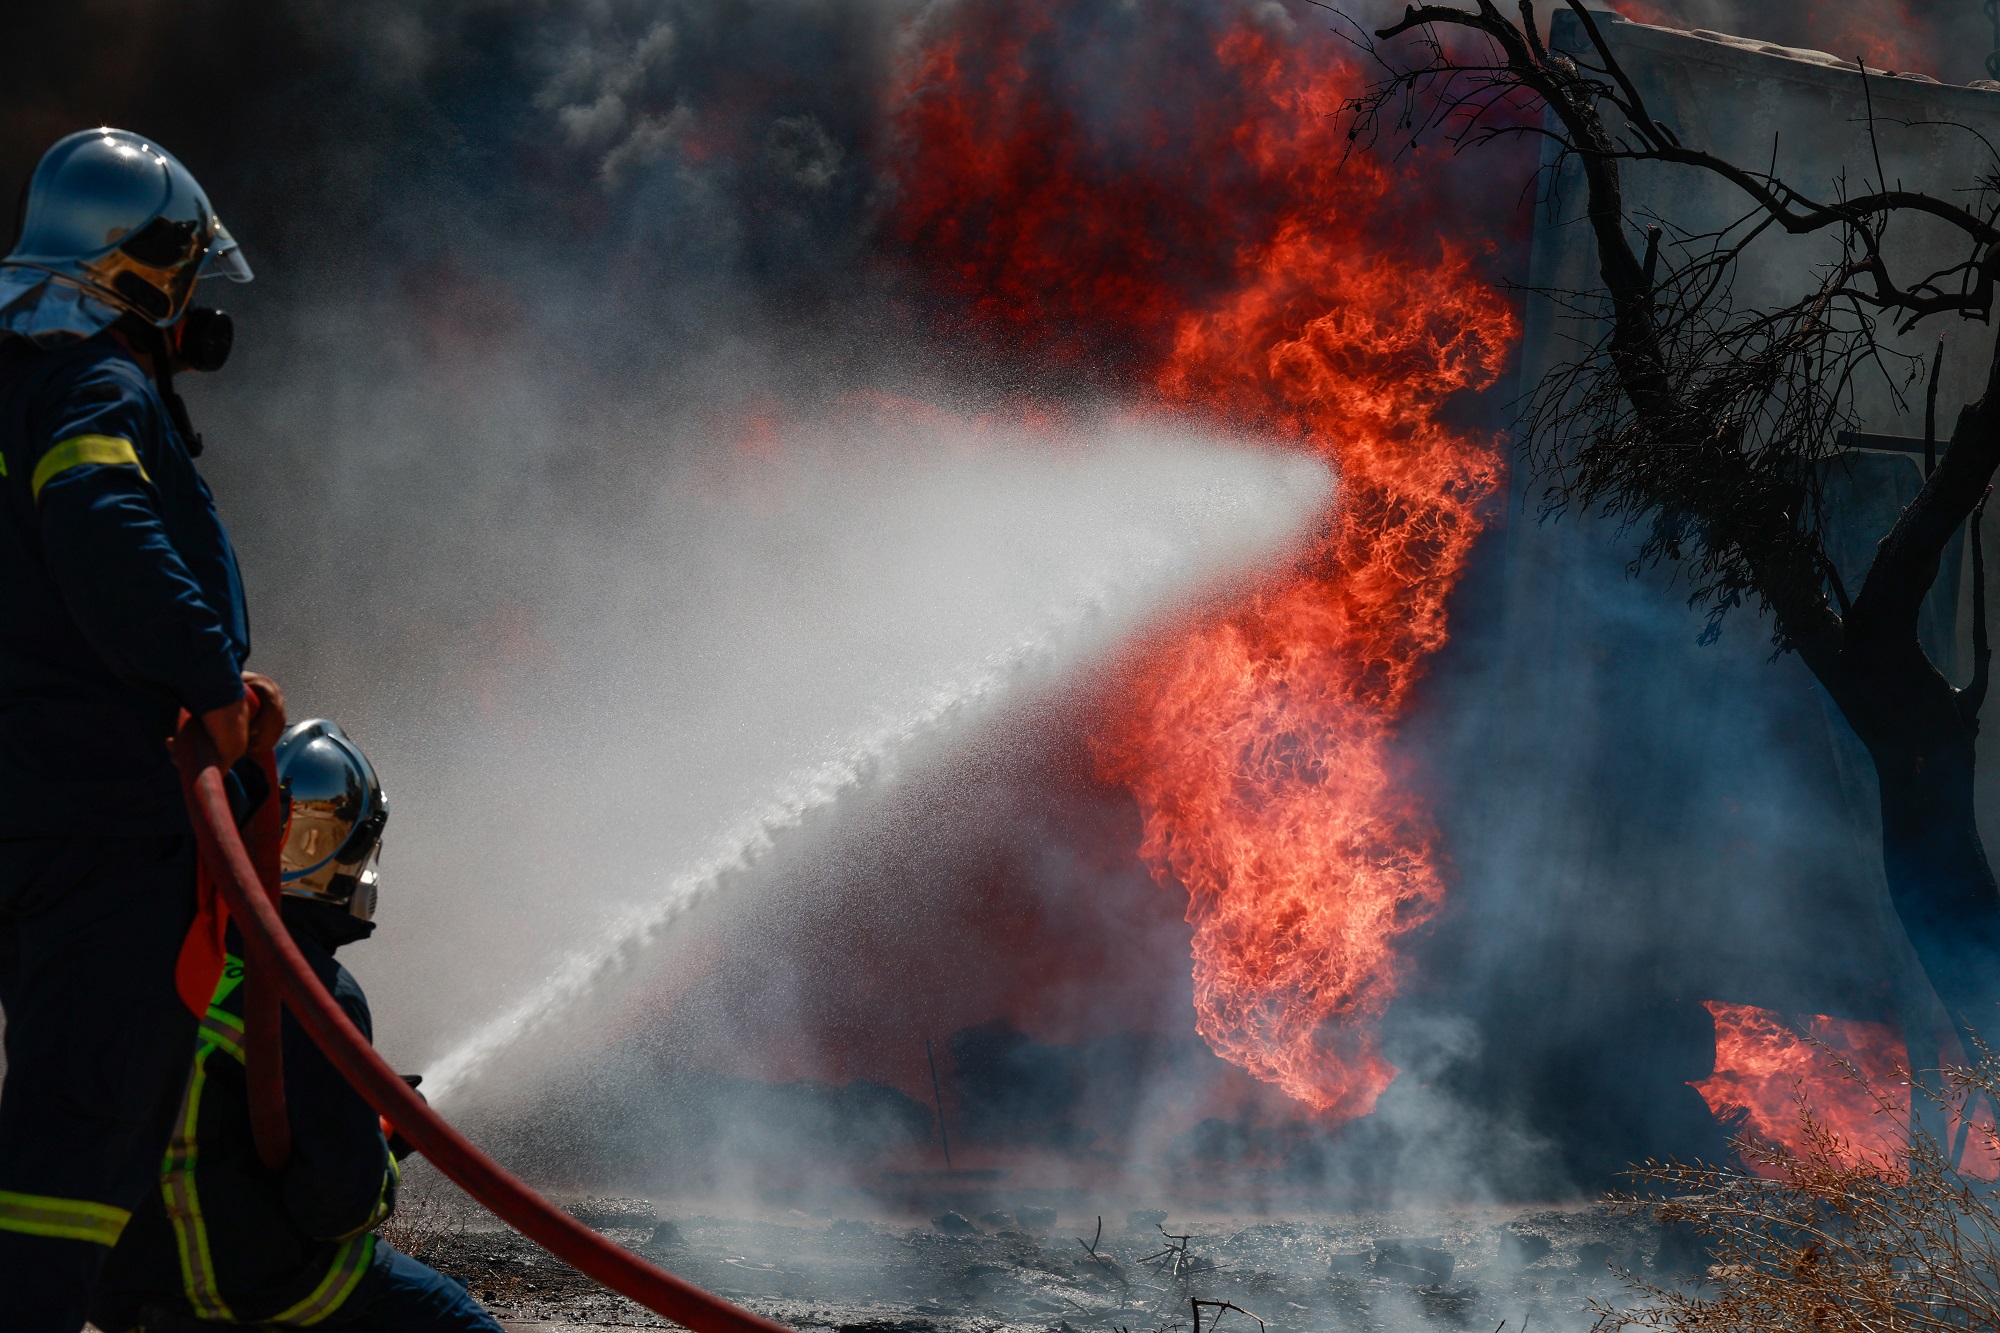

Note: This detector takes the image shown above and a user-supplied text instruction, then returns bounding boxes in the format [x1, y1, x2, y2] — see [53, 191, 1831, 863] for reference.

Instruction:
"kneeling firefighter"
[0, 128, 284, 1331]
[93, 719, 503, 1332]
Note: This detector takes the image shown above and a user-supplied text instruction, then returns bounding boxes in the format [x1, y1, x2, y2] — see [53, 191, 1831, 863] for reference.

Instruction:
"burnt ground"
[383, 1178, 1691, 1333]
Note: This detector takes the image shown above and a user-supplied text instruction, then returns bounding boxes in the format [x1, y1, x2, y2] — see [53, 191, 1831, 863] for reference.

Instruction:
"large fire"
[889, 2, 1518, 1117]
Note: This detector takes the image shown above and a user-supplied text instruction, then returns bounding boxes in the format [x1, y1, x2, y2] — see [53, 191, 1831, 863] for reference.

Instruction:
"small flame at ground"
[891, 2, 1518, 1118]
[1694, 1000, 2000, 1179]
[1693, 1001, 1908, 1171]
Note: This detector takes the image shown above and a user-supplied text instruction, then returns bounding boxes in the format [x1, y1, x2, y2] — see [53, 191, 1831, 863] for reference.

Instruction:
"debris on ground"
[401, 1189, 1688, 1332]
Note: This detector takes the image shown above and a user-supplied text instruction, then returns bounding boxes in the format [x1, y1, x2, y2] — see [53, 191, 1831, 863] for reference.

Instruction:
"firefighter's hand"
[241, 671, 288, 752]
[201, 692, 251, 769]
[382, 1076, 426, 1161]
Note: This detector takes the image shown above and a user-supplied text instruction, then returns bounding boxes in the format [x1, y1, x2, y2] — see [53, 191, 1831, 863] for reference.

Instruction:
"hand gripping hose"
[173, 716, 794, 1333]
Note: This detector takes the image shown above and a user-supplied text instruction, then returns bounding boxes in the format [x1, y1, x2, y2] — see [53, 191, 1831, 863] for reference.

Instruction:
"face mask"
[176, 306, 234, 373]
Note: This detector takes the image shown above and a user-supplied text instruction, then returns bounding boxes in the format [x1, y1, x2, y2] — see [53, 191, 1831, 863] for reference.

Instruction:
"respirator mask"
[174, 305, 233, 373]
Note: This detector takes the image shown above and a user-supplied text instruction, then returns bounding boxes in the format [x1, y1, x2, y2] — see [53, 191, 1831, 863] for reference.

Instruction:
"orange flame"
[1693, 1001, 1909, 1173]
[1694, 1000, 2000, 1179]
[891, 4, 1519, 1117]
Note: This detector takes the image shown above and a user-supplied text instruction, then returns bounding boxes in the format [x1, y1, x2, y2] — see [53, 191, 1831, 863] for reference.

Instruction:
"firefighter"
[0, 127, 283, 1331]
[92, 718, 502, 1331]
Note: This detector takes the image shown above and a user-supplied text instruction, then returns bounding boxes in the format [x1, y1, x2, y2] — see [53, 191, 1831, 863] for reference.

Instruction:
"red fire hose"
[174, 716, 794, 1333]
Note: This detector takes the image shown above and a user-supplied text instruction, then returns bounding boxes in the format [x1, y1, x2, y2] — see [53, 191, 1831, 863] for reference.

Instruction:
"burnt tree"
[1353, 3, 2000, 1049]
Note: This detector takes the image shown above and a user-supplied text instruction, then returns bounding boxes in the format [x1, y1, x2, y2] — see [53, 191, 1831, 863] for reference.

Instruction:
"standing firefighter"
[0, 128, 281, 1331]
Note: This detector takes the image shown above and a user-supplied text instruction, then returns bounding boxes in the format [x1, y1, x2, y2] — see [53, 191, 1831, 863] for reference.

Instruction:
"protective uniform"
[0, 128, 257, 1330]
[92, 934, 394, 1327]
[92, 721, 502, 1333]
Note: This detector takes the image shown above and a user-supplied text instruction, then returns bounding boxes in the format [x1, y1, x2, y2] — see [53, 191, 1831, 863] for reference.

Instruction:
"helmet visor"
[198, 221, 253, 284]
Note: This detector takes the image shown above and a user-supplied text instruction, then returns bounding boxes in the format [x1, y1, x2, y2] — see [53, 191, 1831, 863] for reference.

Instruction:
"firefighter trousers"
[324, 1243, 504, 1331]
[0, 836, 199, 1332]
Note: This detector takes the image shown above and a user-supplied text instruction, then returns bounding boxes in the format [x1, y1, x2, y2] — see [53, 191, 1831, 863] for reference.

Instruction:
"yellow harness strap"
[162, 955, 379, 1324]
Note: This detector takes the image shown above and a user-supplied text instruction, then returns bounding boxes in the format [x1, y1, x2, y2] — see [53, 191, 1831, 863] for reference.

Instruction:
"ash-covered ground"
[388, 1171, 1695, 1333]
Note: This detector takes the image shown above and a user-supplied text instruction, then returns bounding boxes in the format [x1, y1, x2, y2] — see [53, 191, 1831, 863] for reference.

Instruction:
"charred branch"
[1852, 340, 2000, 648]
[1078, 1217, 1129, 1287]
[1928, 335, 1946, 478]
[1190, 1299, 1266, 1333]
[1352, 1, 2000, 668]
[1964, 488, 1993, 728]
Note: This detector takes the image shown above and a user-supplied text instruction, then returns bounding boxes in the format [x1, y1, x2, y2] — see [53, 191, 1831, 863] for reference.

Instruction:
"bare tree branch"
[1350, 0, 2000, 1048]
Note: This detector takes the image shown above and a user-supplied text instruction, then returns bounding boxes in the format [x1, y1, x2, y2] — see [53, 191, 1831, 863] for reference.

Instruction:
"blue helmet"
[0, 128, 251, 346]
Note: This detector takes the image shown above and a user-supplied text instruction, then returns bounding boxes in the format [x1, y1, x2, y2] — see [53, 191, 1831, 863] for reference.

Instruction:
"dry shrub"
[1597, 1052, 2000, 1333]
[375, 1163, 470, 1262]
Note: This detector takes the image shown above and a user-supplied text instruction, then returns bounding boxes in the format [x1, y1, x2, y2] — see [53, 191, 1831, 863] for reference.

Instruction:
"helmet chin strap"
[157, 358, 205, 458]
[130, 313, 207, 457]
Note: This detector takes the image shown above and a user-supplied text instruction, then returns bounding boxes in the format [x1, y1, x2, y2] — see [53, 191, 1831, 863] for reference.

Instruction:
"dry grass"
[375, 1163, 470, 1263]
[1597, 1050, 2000, 1333]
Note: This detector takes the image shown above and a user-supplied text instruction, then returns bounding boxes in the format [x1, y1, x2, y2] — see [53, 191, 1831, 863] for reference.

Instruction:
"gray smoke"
[3, 0, 1365, 1201]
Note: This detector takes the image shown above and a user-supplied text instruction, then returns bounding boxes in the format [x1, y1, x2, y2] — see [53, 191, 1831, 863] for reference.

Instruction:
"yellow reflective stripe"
[342, 1159, 397, 1241]
[212, 954, 247, 1008]
[159, 956, 376, 1327]
[340, 1154, 400, 1242]
[31, 433, 149, 502]
[201, 954, 247, 1062]
[162, 1051, 234, 1319]
[271, 1232, 375, 1325]
[198, 1007, 245, 1063]
[0, 1189, 130, 1246]
[200, 954, 247, 1061]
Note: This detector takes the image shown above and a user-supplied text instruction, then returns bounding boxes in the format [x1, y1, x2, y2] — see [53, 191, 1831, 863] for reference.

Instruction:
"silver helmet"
[275, 719, 388, 922]
[0, 127, 251, 346]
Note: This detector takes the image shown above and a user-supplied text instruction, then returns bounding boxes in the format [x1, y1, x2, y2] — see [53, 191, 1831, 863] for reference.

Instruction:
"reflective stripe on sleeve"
[271, 1232, 376, 1326]
[31, 433, 150, 502]
[0, 1189, 131, 1246]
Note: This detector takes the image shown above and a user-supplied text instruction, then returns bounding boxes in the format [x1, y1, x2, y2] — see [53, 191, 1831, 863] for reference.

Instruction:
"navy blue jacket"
[0, 334, 249, 836]
[95, 905, 399, 1325]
